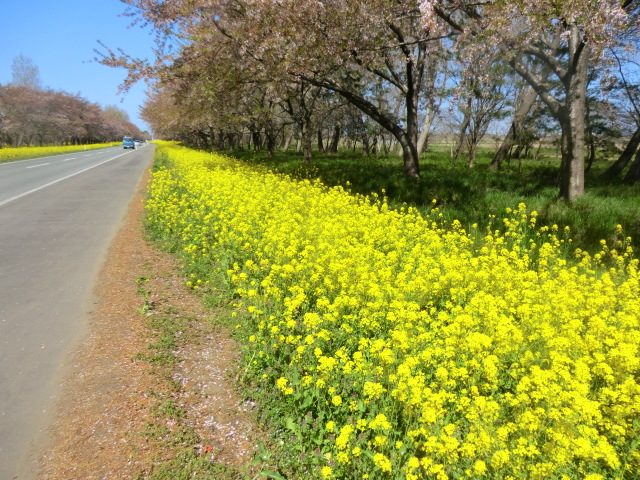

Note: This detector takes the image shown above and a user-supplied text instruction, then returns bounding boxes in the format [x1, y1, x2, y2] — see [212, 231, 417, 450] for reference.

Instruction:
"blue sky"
[0, 0, 157, 132]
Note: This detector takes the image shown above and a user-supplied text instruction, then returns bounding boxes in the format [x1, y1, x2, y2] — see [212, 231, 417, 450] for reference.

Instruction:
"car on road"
[123, 136, 135, 149]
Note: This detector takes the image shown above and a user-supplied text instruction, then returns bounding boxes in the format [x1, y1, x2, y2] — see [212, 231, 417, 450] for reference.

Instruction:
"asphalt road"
[0, 144, 154, 479]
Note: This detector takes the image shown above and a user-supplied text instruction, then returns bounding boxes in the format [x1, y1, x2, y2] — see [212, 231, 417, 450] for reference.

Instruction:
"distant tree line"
[0, 55, 147, 147]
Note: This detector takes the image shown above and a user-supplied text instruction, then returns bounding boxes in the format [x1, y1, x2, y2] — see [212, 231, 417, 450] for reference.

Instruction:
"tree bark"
[362, 133, 371, 155]
[417, 104, 435, 155]
[623, 148, 640, 184]
[283, 132, 294, 151]
[558, 31, 588, 202]
[329, 125, 340, 153]
[490, 87, 538, 170]
[301, 117, 313, 162]
[467, 140, 477, 167]
[453, 109, 471, 166]
[252, 131, 262, 151]
[197, 130, 209, 148]
[400, 141, 421, 178]
[404, 52, 421, 177]
[601, 126, 640, 180]
[586, 129, 595, 174]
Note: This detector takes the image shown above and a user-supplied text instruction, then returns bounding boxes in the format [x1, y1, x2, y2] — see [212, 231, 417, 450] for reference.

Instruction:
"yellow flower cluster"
[146, 143, 640, 479]
[0, 142, 115, 163]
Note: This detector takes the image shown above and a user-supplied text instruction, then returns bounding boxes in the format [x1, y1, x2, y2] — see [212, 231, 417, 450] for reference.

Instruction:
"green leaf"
[301, 395, 314, 409]
[259, 470, 287, 480]
[285, 417, 299, 433]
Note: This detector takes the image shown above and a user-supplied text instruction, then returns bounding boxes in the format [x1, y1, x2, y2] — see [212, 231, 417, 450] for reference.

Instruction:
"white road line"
[26, 163, 51, 169]
[0, 150, 135, 208]
[63, 157, 77, 162]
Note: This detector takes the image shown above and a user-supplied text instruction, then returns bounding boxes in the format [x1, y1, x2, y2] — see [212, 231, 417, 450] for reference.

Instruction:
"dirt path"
[35, 168, 260, 479]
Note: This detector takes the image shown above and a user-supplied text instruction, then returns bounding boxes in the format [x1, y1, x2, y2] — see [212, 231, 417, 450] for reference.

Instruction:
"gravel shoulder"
[35, 168, 260, 479]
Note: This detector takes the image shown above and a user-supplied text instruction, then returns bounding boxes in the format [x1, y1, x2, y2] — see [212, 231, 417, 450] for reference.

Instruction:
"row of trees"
[0, 55, 148, 147]
[0, 84, 147, 147]
[102, 0, 640, 199]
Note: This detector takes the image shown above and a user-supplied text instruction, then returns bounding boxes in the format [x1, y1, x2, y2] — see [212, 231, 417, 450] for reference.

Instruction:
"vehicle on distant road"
[122, 136, 135, 149]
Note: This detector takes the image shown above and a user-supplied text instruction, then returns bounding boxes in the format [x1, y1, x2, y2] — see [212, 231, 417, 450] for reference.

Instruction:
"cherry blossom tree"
[109, 0, 639, 193]
[242, 0, 446, 177]
[421, 0, 639, 199]
[0, 84, 145, 146]
[140, 86, 185, 140]
[106, 0, 448, 178]
[0, 85, 39, 145]
[600, 46, 640, 184]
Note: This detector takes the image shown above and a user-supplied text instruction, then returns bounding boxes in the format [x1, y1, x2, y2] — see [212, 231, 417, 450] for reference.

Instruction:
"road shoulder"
[35, 168, 261, 479]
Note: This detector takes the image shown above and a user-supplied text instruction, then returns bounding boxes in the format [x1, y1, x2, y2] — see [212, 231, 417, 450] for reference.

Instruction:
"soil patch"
[36, 168, 260, 479]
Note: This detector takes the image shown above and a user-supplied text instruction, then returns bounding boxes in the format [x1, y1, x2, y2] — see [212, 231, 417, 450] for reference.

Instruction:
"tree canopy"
[103, 0, 640, 198]
[0, 84, 147, 146]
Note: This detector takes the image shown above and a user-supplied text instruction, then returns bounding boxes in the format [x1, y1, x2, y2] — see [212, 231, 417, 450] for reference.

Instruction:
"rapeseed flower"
[146, 142, 640, 480]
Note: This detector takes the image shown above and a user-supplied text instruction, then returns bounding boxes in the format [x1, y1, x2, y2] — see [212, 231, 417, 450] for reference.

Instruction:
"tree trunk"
[283, 132, 294, 151]
[467, 140, 477, 168]
[490, 87, 538, 170]
[512, 144, 523, 159]
[197, 130, 209, 148]
[453, 111, 470, 166]
[623, 148, 640, 184]
[329, 125, 340, 153]
[381, 135, 390, 157]
[559, 31, 588, 202]
[209, 125, 216, 148]
[404, 63, 421, 178]
[265, 131, 276, 156]
[416, 104, 435, 155]
[252, 131, 263, 151]
[362, 133, 371, 155]
[585, 130, 595, 174]
[317, 129, 324, 152]
[601, 126, 640, 180]
[400, 140, 420, 178]
[301, 118, 313, 162]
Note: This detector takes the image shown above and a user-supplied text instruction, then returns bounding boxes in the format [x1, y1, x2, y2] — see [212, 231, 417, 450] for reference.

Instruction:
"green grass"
[133, 277, 245, 480]
[220, 146, 640, 255]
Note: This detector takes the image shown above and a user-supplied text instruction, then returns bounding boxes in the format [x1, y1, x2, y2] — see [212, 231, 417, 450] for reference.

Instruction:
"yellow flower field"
[0, 142, 116, 163]
[146, 142, 639, 480]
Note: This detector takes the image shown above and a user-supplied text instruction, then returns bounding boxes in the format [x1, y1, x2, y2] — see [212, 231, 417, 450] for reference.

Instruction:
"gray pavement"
[0, 145, 154, 479]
